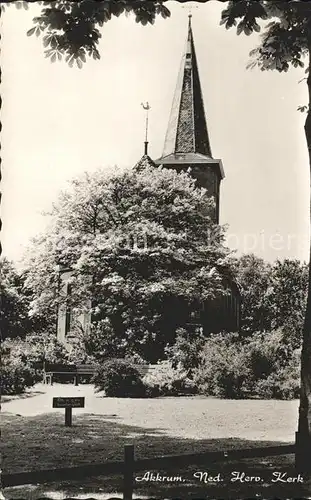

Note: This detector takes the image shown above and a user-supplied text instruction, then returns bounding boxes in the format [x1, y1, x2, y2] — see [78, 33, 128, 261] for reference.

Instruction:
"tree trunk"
[296, 53, 311, 473]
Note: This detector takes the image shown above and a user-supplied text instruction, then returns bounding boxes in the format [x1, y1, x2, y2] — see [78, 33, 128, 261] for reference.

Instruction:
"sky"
[1, 1, 310, 266]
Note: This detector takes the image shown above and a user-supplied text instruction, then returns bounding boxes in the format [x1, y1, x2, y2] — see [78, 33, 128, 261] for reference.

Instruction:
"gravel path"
[2, 383, 298, 443]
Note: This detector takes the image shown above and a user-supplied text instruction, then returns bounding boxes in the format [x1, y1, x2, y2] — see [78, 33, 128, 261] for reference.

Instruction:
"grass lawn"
[2, 383, 310, 499]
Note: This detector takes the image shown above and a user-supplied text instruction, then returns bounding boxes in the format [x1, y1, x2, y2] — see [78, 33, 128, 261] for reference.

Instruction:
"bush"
[1, 345, 36, 395]
[164, 327, 205, 371]
[246, 330, 292, 380]
[92, 358, 145, 397]
[245, 330, 300, 399]
[253, 348, 300, 400]
[143, 360, 197, 396]
[1, 335, 73, 383]
[3, 334, 70, 365]
[193, 332, 251, 399]
[193, 330, 300, 400]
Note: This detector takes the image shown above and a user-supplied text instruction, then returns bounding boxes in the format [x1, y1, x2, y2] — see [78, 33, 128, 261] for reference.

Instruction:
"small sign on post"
[53, 397, 85, 427]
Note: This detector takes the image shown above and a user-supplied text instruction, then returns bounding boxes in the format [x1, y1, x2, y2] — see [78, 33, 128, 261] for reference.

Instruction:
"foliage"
[2, 333, 94, 386]
[254, 350, 300, 400]
[193, 332, 251, 399]
[246, 329, 293, 378]
[83, 318, 147, 363]
[143, 360, 196, 396]
[0, 258, 33, 340]
[192, 329, 300, 400]
[248, 333, 301, 400]
[1, 361, 35, 395]
[233, 254, 273, 334]
[0, 334, 87, 387]
[1, 343, 36, 395]
[2, 1, 171, 67]
[2, 1, 306, 72]
[164, 327, 205, 371]
[25, 166, 231, 363]
[163, 306, 304, 401]
[3, 334, 70, 367]
[83, 318, 129, 362]
[92, 358, 145, 397]
[234, 254, 308, 347]
[269, 259, 308, 348]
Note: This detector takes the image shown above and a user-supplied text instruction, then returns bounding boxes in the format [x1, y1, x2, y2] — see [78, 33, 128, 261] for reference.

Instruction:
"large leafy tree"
[24, 166, 231, 362]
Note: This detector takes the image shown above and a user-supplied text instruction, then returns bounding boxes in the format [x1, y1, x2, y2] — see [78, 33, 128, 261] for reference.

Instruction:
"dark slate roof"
[154, 152, 225, 179]
[133, 154, 156, 172]
[157, 17, 213, 161]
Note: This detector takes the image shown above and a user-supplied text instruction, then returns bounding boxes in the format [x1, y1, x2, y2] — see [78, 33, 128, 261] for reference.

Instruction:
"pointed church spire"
[155, 17, 225, 224]
[161, 16, 212, 158]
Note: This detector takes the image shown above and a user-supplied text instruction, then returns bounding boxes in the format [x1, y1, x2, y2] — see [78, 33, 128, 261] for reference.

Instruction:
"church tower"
[155, 16, 224, 223]
[56, 16, 240, 346]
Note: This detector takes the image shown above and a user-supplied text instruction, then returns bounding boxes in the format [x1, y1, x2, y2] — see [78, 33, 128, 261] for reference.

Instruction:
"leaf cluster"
[4, 0, 310, 71]
[234, 253, 308, 347]
[23, 1, 170, 67]
[0, 258, 36, 339]
[220, 1, 311, 72]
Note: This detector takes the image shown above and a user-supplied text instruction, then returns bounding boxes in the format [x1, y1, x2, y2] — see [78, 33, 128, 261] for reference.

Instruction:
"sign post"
[65, 407, 72, 427]
[53, 397, 85, 426]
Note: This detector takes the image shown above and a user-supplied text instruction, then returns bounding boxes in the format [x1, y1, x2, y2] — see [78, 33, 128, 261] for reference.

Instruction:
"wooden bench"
[43, 363, 77, 385]
[43, 363, 97, 385]
[75, 364, 97, 385]
[43, 362, 155, 385]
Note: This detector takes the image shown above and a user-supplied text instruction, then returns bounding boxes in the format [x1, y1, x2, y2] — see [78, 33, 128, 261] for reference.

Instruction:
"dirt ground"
[2, 383, 305, 500]
[2, 382, 299, 442]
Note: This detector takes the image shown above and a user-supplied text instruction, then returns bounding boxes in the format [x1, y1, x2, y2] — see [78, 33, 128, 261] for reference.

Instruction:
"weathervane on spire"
[141, 101, 151, 155]
[182, 3, 198, 22]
